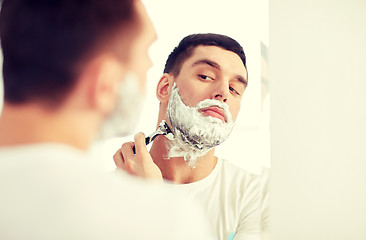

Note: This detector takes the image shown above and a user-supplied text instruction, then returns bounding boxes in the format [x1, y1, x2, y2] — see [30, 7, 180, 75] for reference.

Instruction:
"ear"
[87, 55, 126, 115]
[156, 73, 174, 104]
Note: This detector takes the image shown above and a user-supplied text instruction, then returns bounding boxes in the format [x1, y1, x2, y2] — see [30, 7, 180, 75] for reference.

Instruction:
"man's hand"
[113, 132, 163, 181]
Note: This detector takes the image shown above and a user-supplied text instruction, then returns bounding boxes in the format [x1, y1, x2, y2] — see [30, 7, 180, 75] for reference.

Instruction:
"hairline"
[171, 45, 248, 80]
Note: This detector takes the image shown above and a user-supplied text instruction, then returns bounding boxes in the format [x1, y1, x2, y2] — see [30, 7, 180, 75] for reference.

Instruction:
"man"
[0, 1, 213, 239]
[114, 33, 268, 240]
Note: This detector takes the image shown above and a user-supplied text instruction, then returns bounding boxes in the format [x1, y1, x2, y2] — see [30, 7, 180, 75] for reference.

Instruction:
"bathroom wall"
[270, 0, 366, 239]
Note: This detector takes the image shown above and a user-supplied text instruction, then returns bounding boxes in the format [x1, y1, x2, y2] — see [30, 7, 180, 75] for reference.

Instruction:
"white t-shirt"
[0, 143, 214, 240]
[166, 159, 268, 240]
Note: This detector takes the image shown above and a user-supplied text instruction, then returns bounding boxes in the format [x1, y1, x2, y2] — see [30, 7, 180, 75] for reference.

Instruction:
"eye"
[198, 74, 214, 81]
[229, 86, 240, 95]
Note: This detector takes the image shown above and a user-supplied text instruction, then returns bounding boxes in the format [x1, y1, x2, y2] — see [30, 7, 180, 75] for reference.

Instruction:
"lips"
[198, 106, 226, 122]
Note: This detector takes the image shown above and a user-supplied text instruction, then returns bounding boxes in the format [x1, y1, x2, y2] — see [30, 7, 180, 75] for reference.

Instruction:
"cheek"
[229, 102, 241, 121]
[175, 80, 213, 107]
[180, 90, 208, 107]
[128, 52, 151, 90]
[174, 81, 196, 106]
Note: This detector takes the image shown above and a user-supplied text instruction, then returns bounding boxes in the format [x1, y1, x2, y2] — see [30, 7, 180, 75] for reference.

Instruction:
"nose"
[147, 54, 153, 70]
[211, 81, 229, 103]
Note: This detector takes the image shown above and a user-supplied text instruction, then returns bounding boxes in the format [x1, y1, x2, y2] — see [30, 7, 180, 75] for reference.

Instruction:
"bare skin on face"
[127, 0, 157, 91]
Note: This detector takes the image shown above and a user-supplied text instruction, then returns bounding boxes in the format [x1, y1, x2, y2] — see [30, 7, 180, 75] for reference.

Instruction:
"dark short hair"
[163, 33, 247, 77]
[0, 0, 138, 106]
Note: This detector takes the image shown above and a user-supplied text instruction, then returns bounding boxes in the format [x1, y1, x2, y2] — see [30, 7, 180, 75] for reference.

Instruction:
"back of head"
[0, 0, 138, 108]
[164, 33, 247, 77]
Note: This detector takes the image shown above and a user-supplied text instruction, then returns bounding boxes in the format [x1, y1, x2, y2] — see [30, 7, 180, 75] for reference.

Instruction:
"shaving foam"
[166, 84, 234, 167]
[99, 72, 143, 139]
[158, 121, 174, 141]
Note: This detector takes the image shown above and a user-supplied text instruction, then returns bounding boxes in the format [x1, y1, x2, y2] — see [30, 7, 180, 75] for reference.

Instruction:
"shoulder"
[0, 145, 214, 240]
[219, 159, 262, 190]
[214, 159, 262, 216]
[218, 160, 267, 235]
[218, 159, 270, 206]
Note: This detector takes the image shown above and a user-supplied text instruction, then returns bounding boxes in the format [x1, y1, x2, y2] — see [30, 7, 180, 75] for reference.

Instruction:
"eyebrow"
[192, 59, 221, 70]
[192, 58, 248, 86]
[236, 75, 248, 87]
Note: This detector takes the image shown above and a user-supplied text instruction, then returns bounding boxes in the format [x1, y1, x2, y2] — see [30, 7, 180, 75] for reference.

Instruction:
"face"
[127, 0, 157, 92]
[173, 45, 248, 122]
[98, 0, 156, 138]
[163, 45, 247, 166]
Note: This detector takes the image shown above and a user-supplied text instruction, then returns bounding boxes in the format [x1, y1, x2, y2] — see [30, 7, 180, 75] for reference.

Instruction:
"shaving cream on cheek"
[166, 84, 234, 167]
[99, 72, 143, 139]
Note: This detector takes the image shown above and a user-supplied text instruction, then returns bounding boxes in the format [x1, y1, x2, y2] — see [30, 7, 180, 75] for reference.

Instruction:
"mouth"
[198, 106, 226, 122]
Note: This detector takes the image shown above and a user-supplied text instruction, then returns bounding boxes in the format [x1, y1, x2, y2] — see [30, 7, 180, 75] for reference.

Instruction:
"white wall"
[270, 0, 366, 239]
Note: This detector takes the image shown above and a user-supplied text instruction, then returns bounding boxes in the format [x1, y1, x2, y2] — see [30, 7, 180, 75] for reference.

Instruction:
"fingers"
[113, 142, 134, 168]
[134, 132, 147, 155]
[121, 141, 135, 161]
[113, 149, 124, 168]
[113, 132, 149, 172]
[118, 142, 137, 175]
[113, 133, 162, 180]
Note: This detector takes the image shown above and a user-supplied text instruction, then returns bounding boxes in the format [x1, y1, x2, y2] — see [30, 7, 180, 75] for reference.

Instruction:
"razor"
[132, 120, 174, 154]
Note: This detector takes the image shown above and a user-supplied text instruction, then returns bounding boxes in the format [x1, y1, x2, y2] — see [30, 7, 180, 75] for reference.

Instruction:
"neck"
[0, 103, 99, 150]
[149, 135, 218, 184]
